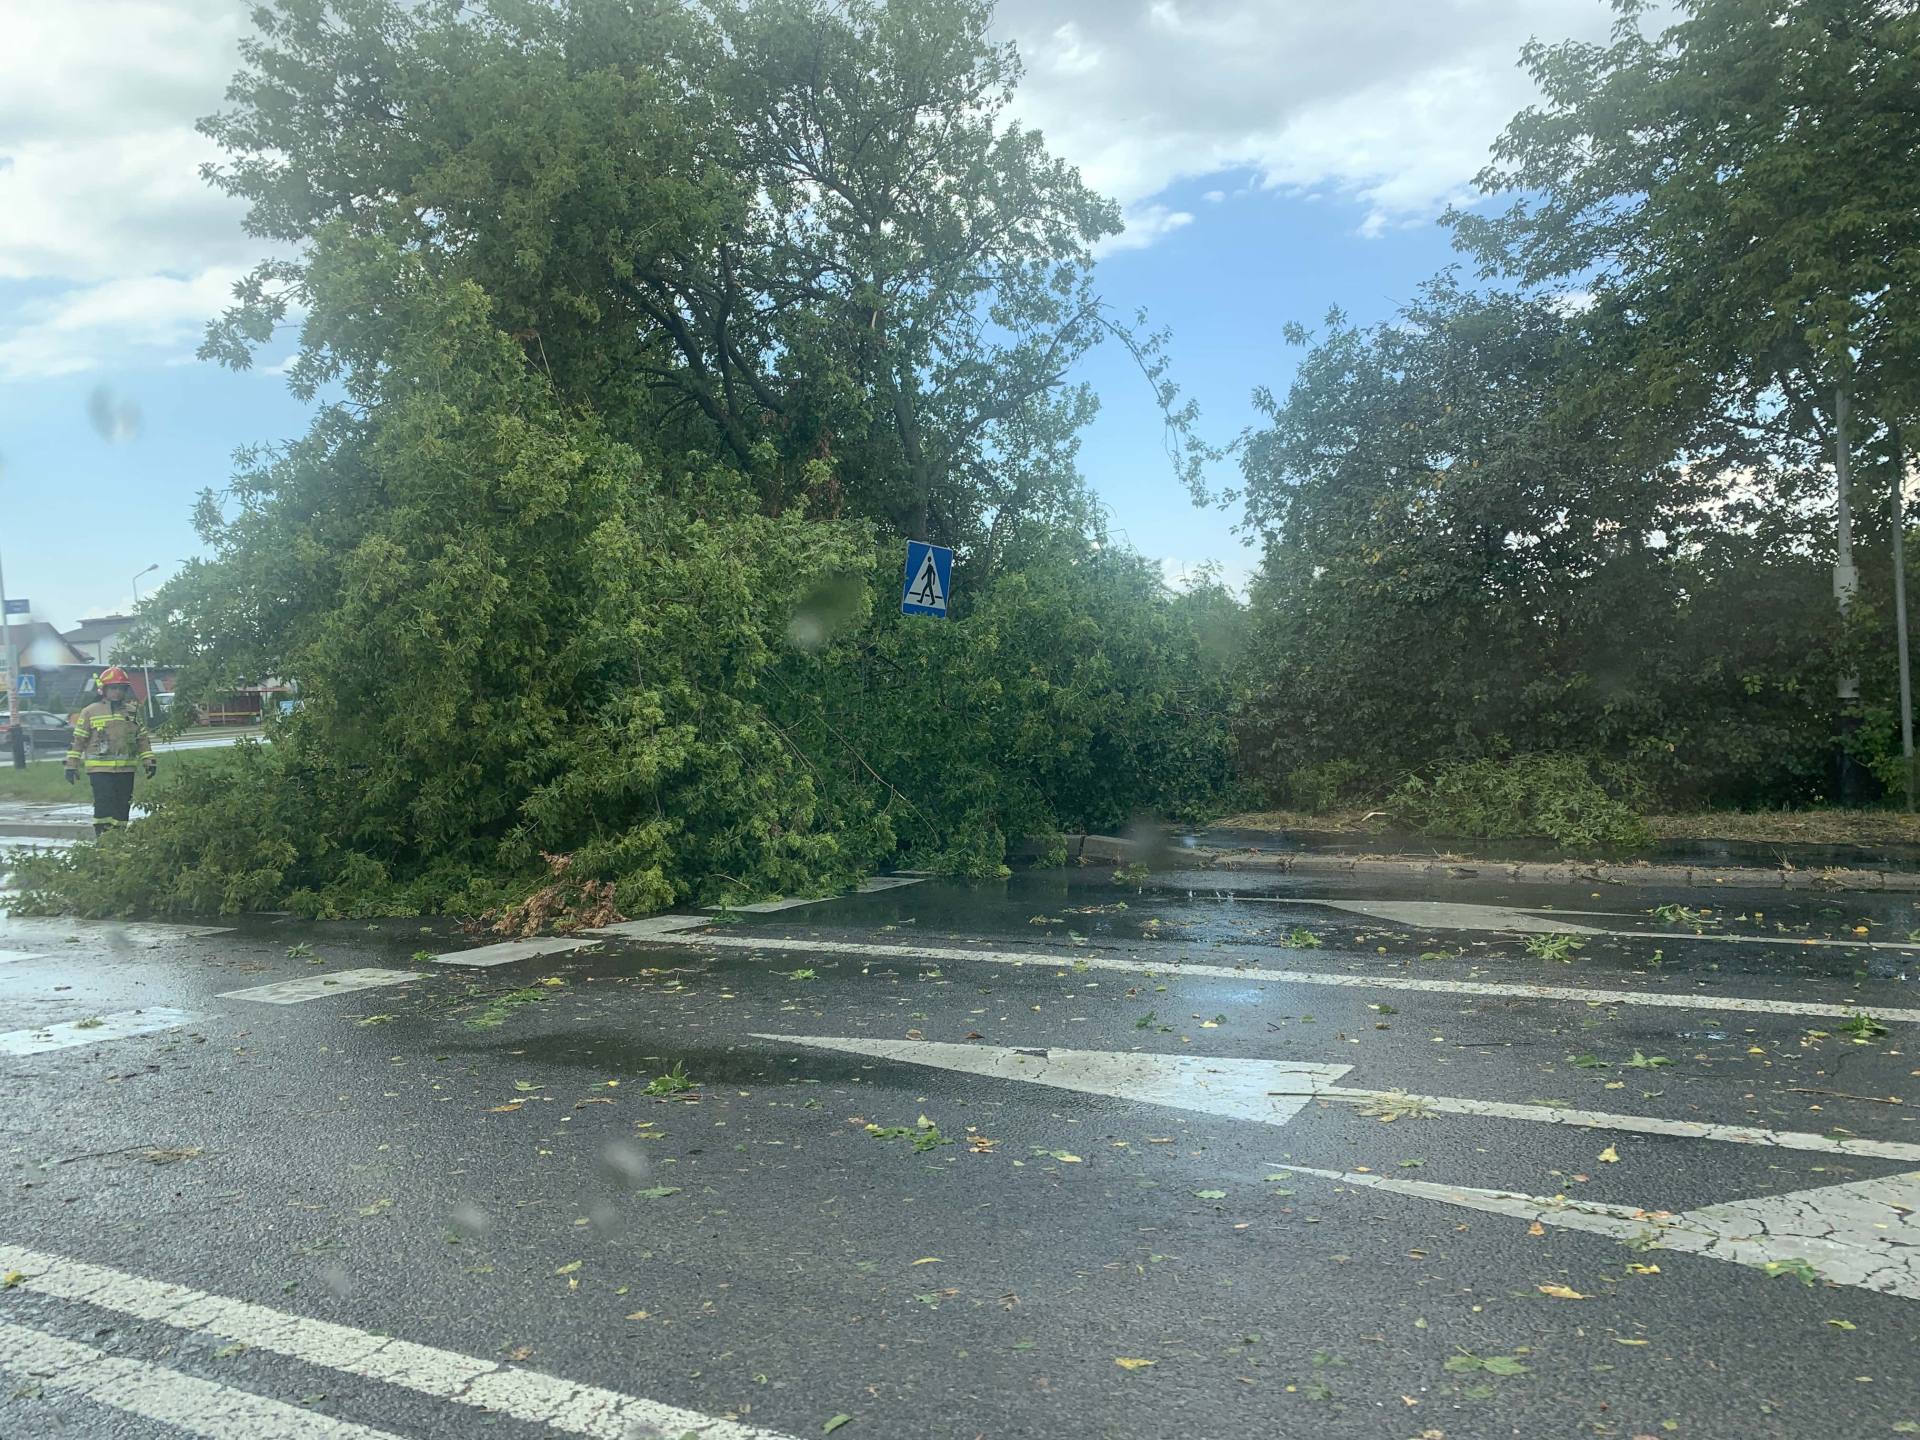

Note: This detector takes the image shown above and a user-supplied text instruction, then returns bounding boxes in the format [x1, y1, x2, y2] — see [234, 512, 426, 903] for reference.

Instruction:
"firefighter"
[64, 667, 156, 837]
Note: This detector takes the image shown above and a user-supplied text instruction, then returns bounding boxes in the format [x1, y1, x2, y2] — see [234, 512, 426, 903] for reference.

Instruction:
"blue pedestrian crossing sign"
[900, 540, 953, 618]
[14, 674, 34, 697]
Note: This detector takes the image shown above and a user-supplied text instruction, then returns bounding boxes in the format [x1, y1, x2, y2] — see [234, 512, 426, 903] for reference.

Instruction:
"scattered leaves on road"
[1358, 1091, 1433, 1122]
[1598, 1146, 1620, 1163]
[1444, 1351, 1528, 1376]
[822, 1414, 853, 1434]
[1762, 1257, 1822, 1286]
[1114, 1357, 1156, 1371]
[1537, 1284, 1587, 1300]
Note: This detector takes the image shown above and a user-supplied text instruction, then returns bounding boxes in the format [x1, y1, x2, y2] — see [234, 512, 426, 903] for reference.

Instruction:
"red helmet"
[97, 666, 134, 689]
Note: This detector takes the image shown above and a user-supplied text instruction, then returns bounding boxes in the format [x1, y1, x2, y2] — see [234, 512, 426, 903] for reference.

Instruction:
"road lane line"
[766, 1033, 1920, 1162]
[640, 928, 1920, 1023]
[0, 1319, 406, 1439]
[0, 1240, 802, 1440]
[218, 970, 423, 1005]
[1269, 1164, 1920, 1301]
[1273, 896, 1920, 953]
[0, 1007, 194, 1057]
[1312, 1088, 1920, 1162]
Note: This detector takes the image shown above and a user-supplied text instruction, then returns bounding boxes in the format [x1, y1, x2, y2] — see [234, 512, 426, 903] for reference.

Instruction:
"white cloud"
[0, 0, 255, 380]
[1095, 203, 1196, 257]
[0, 128, 253, 283]
[0, 269, 243, 381]
[997, 0, 1626, 245]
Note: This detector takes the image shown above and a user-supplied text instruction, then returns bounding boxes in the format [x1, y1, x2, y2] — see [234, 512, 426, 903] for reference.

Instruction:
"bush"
[1284, 759, 1370, 814]
[1389, 754, 1652, 852]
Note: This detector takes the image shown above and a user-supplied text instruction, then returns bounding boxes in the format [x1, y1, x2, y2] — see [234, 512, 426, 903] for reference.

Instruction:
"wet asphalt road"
[3, 863, 1920, 1439]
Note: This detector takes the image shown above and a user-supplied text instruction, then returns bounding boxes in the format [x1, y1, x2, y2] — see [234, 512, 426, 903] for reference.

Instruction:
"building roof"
[64, 614, 134, 645]
[4, 623, 88, 668]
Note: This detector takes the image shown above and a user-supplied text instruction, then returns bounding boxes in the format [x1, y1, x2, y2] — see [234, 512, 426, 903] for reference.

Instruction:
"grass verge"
[0, 748, 229, 806]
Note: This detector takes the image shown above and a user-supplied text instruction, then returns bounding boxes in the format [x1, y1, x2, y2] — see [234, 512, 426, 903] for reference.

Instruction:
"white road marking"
[583, 914, 713, 939]
[1308, 1089, 1920, 1162]
[642, 929, 1920, 1024]
[1271, 1163, 1920, 1301]
[760, 1034, 1351, 1125]
[431, 937, 599, 968]
[712, 876, 927, 914]
[0, 1240, 802, 1440]
[217, 969, 423, 1005]
[1286, 898, 1612, 935]
[0, 1007, 194, 1057]
[0, 918, 232, 943]
[766, 1035, 1920, 1164]
[0, 1319, 405, 1439]
[1281, 895, 1920, 954]
[0, 948, 50, 966]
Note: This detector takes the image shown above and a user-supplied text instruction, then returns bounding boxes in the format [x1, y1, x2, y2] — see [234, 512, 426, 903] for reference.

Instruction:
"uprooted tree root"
[483, 853, 623, 938]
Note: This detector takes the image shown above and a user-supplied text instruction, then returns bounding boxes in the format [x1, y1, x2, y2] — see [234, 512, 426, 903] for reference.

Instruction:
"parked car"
[1, 709, 76, 761]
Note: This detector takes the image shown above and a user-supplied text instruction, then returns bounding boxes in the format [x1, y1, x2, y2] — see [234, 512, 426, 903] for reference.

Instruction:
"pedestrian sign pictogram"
[14, 674, 34, 697]
[900, 541, 953, 619]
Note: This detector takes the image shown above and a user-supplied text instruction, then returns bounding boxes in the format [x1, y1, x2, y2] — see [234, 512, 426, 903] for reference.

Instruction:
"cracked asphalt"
[3, 861, 1920, 1439]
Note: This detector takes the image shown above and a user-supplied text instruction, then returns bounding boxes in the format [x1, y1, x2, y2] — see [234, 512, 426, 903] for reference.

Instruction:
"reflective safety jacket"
[66, 702, 155, 773]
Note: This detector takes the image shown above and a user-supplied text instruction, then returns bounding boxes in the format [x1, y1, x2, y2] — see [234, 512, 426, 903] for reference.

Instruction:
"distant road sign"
[900, 541, 953, 619]
[3, 599, 28, 615]
[15, 674, 35, 697]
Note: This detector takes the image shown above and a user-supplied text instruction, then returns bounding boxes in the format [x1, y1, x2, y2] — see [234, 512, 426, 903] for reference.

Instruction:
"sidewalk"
[0, 799, 105, 840]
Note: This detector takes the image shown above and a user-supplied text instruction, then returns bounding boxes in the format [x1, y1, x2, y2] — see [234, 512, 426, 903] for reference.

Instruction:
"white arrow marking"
[764, 1033, 1920, 1295]
[759, 1034, 1350, 1125]
[642, 927, 1920, 1024]
[1270, 1163, 1920, 1301]
[762, 1034, 1920, 1161]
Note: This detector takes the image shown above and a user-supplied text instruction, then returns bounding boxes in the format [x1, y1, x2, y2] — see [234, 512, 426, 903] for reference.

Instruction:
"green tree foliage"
[198, 0, 1121, 554]
[1451, 0, 1920, 435]
[25, 0, 1244, 918]
[1235, 280, 1841, 812]
[1235, 0, 1920, 827]
[779, 545, 1247, 878]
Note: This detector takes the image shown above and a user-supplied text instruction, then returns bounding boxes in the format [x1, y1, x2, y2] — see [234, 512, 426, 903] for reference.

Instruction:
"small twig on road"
[45, 1144, 156, 1168]
[1786, 1087, 1904, 1106]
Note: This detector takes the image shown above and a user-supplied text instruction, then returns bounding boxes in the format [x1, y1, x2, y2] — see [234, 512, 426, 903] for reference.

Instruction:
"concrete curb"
[0, 822, 92, 841]
[1060, 833, 1920, 893]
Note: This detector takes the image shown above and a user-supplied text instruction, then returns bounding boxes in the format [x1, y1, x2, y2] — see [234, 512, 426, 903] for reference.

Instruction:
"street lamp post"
[0, 545, 21, 769]
[130, 564, 158, 723]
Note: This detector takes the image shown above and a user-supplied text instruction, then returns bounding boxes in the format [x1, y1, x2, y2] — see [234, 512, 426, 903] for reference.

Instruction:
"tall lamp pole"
[129, 564, 158, 723]
[0, 545, 20, 770]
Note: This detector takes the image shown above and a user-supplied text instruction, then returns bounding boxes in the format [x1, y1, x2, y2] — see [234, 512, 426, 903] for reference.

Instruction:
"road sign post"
[0, 578, 21, 769]
[900, 541, 953, 619]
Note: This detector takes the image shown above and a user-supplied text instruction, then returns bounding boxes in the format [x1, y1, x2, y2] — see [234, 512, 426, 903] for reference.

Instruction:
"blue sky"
[0, 0, 1621, 630]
